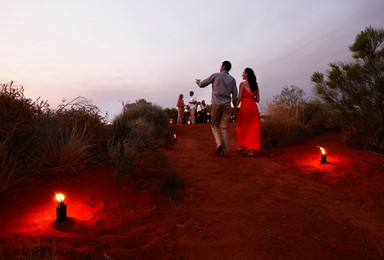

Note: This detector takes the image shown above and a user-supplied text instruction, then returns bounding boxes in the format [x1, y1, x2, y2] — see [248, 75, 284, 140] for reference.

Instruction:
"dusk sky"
[1, 0, 383, 120]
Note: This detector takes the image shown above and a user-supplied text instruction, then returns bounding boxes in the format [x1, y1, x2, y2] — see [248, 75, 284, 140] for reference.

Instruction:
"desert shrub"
[110, 142, 184, 191]
[261, 99, 311, 147]
[261, 86, 312, 147]
[312, 26, 384, 151]
[164, 107, 178, 124]
[0, 83, 108, 193]
[108, 99, 183, 192]
[0, 139, 29, 194]
[54, 97, 110, 153]
[0, 82, 48, 193]
[303, 99, 339, 135]
[31, 97, 108, 176]
[37, 126, 96, 175]
[0, 82, 48, 159]
[111, 99, 173, 148]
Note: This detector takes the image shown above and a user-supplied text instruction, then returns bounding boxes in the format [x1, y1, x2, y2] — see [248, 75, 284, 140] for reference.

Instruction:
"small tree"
[273, 85, 307, 109]
[312, 26, 384, 149]
[262, 85, 312, 147]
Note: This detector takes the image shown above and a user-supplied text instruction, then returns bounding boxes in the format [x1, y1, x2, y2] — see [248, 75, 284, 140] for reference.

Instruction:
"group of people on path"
[176, 91, 208, 125]
[195, 60, 261, 157]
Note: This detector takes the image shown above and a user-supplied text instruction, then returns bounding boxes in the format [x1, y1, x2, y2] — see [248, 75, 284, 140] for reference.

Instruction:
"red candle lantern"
[318, 146, 327, 164]
[56, 193, 67, 222]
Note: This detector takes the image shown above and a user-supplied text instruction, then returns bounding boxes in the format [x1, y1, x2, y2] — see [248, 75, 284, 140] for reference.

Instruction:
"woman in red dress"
[234, 68, 261, 156]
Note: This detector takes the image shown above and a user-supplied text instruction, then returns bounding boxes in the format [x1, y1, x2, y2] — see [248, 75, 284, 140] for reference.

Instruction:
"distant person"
[234, 67, 261, 157]
[176, 94, 185, 125]
[189, 91, 197, 124]
[196, 101, 203, 123]
[196, 60, 238, 157]
[201, 100, 207, 123]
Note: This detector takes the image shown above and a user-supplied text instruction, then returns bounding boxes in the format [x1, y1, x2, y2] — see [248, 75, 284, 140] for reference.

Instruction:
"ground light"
[56, 193, 67, 222]
[318, 146, 327, 164]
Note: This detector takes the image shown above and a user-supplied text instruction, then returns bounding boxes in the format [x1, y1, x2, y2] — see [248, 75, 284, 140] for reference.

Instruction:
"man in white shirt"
[189, 91, 197, 124]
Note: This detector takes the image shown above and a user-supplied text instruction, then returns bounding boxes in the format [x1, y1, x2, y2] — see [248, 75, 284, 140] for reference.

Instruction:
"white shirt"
[189, 95, 197, 109]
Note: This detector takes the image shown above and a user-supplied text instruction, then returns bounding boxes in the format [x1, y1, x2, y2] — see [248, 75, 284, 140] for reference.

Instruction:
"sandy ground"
[1, 123, 384, 259]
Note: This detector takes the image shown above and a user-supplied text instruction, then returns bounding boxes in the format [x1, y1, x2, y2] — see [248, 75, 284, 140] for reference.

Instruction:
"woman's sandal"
[247, 150, 255, 157]
[237, 148, 246, 152]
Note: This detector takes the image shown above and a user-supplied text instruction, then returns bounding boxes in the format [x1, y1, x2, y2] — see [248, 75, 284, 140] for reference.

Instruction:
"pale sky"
[1, 0, 383, 120]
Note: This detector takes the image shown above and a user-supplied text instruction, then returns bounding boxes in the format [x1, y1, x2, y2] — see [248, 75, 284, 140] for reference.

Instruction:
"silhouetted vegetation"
[0, 83, 110, 194]
[261, 85, 328, 147]
[312, 26, 384, 151]
[0, 85, 184, 195]
[108, 99, 184, 192]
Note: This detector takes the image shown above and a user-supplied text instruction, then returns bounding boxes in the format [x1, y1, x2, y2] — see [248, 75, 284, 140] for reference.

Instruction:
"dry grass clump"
[0, 82, 48, 193]
[36, 97, 109, 174]
[0, 139, 29, 194]
[261, 98, 312, 147]
[260, 85, 331, 147]
[261, 85, 338, 147]
[16, 237, 57, 260]
[38, 126, 95, 174]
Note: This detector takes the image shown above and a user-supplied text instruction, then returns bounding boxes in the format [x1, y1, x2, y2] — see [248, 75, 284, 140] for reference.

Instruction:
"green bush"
[303, 99, 338, 135]
[109, 99, 183, 192]
[312, 26, 384, 151]
[111, 99, 173, 148]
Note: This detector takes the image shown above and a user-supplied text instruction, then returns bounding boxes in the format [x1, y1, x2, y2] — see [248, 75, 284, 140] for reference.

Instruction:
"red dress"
[236, 88, 261, 151]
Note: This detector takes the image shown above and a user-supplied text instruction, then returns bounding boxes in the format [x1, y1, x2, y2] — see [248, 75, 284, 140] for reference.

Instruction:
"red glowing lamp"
[318, 146, 327, 163]
[56, 193, 67, 222]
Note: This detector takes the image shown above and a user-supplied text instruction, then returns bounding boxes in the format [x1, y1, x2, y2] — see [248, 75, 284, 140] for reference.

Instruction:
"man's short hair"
[190, 91, 194, 95]
[222, 61, 232, 72]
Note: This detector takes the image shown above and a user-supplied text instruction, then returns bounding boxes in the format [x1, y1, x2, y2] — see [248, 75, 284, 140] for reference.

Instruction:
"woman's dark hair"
[245, 68, 258, 92]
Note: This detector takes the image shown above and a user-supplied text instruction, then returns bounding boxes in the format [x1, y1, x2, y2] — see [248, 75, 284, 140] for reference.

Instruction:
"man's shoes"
[215, 144, 223, 154]
[221, 151, 228, 157]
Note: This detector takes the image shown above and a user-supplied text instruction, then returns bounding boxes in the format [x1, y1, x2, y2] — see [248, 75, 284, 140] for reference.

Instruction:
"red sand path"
[1, 123, 384, 259]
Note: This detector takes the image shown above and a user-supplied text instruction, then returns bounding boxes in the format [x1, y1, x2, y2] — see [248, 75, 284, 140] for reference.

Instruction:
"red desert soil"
[1, 123, 384, 259]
